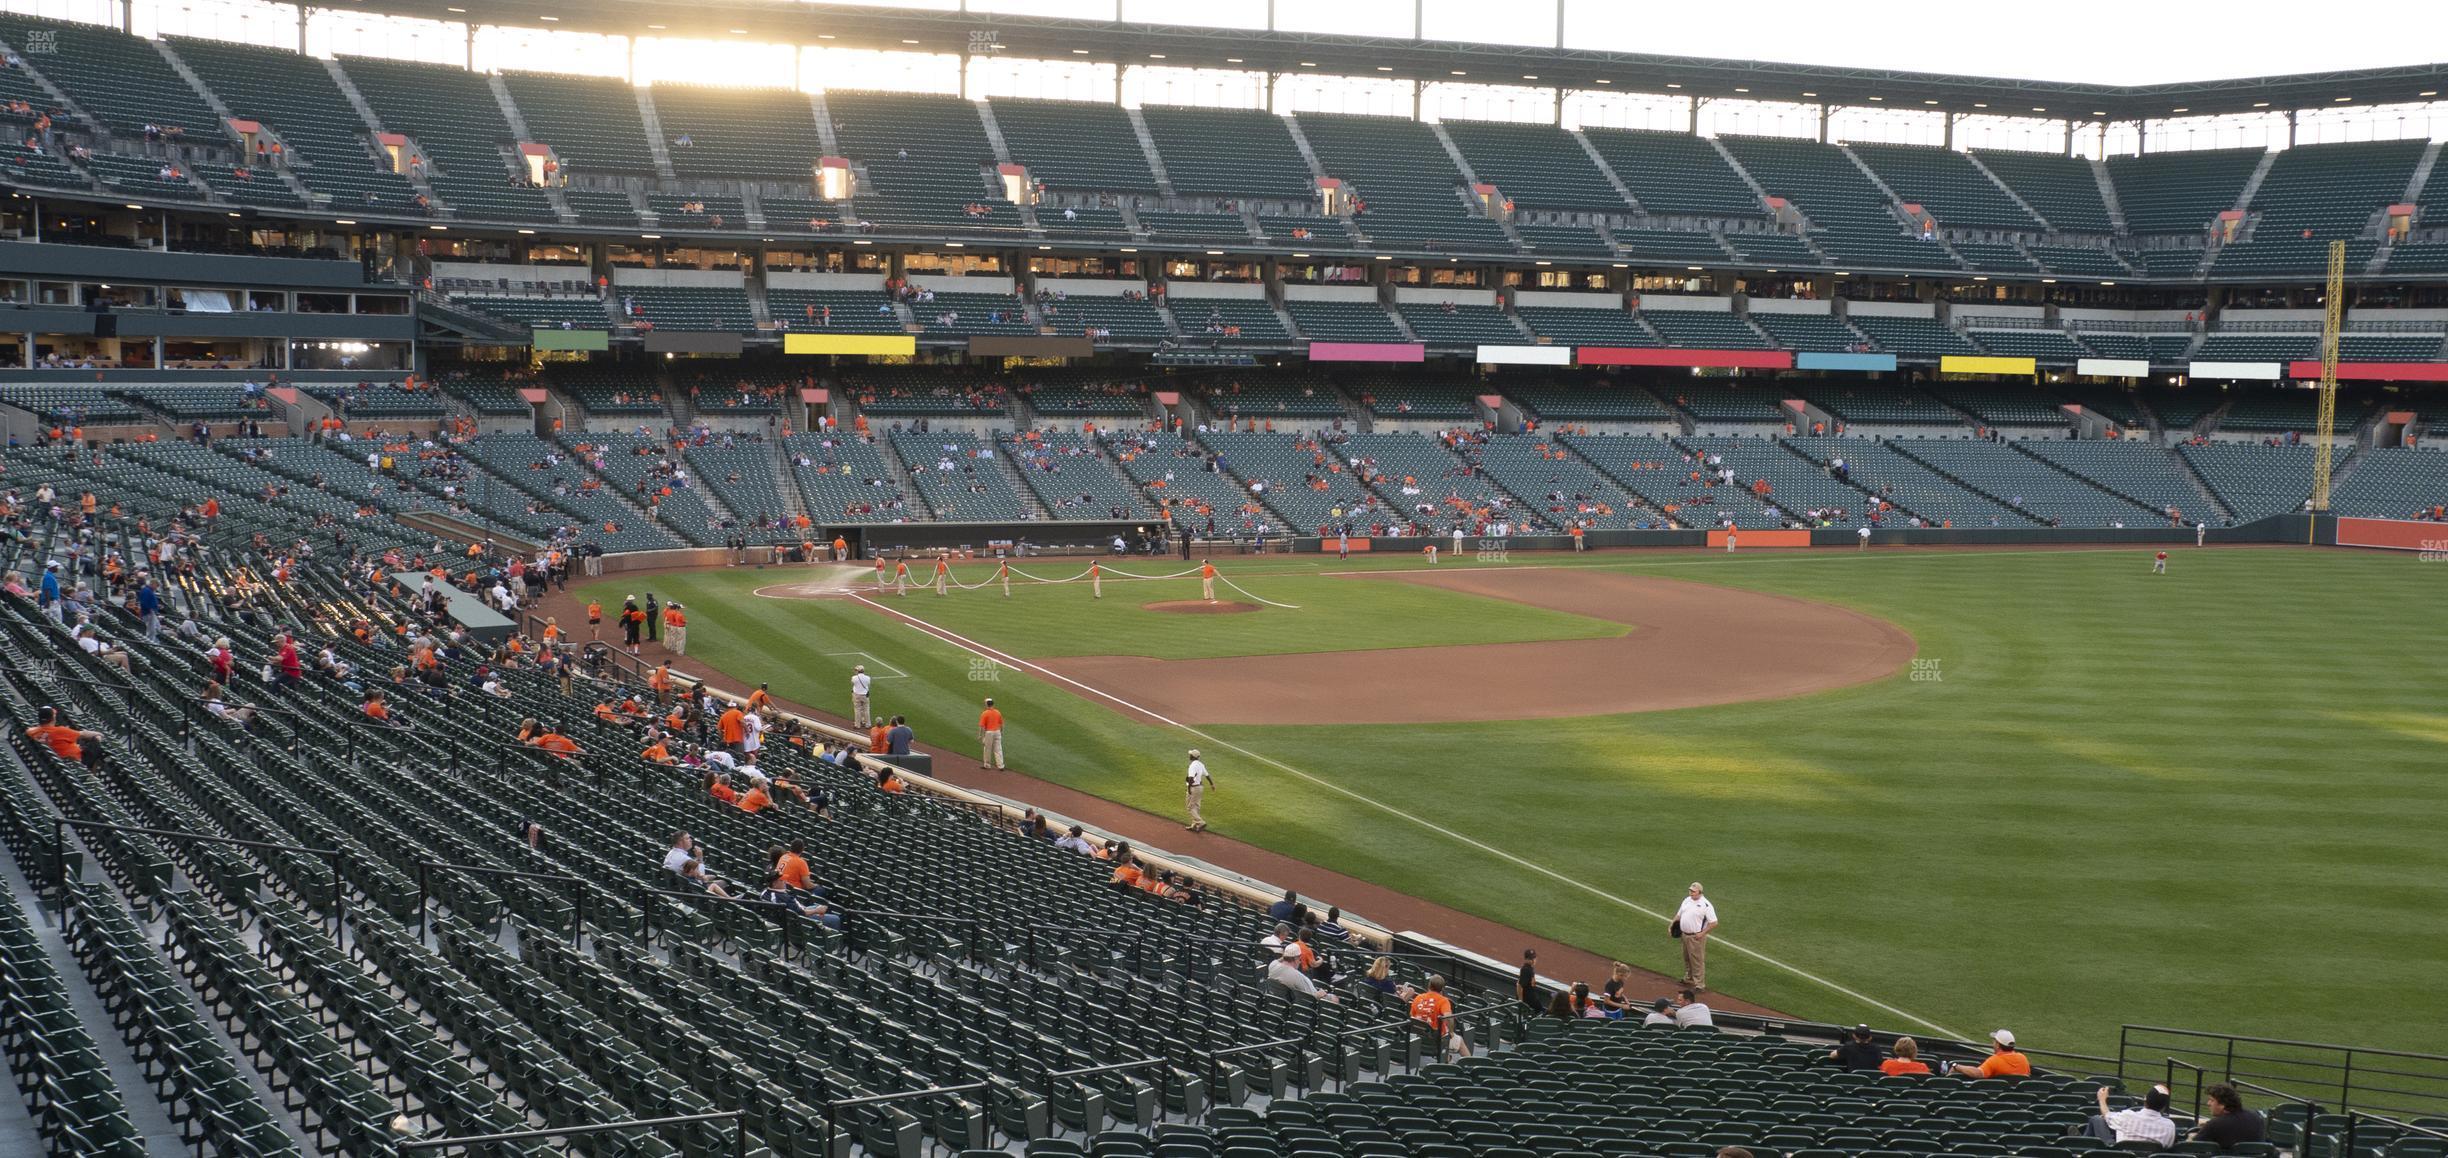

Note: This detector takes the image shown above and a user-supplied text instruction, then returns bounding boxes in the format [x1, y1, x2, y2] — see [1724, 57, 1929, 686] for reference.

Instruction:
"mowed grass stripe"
[583, 546, 2448, 1057]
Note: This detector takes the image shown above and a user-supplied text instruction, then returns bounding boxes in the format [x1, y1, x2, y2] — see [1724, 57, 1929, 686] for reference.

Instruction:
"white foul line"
[821, 650, 909, 679]
[847, 591, 1966, 1039]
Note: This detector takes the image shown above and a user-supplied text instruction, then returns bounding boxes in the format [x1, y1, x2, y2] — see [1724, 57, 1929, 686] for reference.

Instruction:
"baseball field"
[569, 544, 2447, 1061]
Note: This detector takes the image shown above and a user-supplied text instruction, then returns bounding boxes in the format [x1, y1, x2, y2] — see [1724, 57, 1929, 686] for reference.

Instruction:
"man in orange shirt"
[978, 697, 1005, 769]
[1952, 1030, 2033, 1078]
[663, 601, 686, 656]
[718, 703, 746, 752]
[1200, 560, 1217, 602]
[528, 726, 579, 756]
[1089, 559, 1102, 600]
[650, 662, 674, 708]
[1409, 975, 1468, 1058]
[738, 777, 772, 813]
[775, 841, 813, 892]
[25, 707, 100, 767]
[586, 600, 603, 641]
[832, 535, 848, 562]
[706, 772, 737, 805]
[869, 720, 889, 754]
[640, 732, 674, 764]
[933, 554, 950, 596]
[894, 559, 910, 596]
[745, 683, 771, 715]
[362, 691, 394, 725]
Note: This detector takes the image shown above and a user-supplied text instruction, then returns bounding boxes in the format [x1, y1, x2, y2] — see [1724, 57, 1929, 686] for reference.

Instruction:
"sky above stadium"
[913, 0, 2448, 86]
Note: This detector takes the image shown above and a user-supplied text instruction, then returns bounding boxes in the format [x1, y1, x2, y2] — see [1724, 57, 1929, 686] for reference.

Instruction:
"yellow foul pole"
[2311, 239, 2343, 519]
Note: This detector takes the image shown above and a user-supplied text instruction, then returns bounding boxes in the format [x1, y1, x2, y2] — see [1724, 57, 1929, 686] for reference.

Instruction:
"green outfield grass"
[578, 546, 2448, 1060]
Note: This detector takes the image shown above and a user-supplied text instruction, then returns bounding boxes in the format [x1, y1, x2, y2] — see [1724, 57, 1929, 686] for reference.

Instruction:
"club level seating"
[1504, 383, 1671, 423]
[1681, 434, 1884, 526]
[997, 430, 1156, 520]
[1255, 210, 1356, 246]
[1139, 211, 1254, 245]
[1556, 431, 1774, 528]
[170, 37, 427, 214]
[80, 153, 203, 202]
[2107, 147, 2264, 234]
[909, 291, 1035, 337]
[680, 439, 797, 538]
[1970, 148, 2116, 232]
[1286, 300, 1405, 343]
[2074, 331, 2194, 365]
[766, 288, 905, 334]
[2330, 446, 2448, 518]
[1440, 118, 1626, 213]
[1951, 241, 2041, 274]
[1663, 383, 1790, 427]
[1473, 433, 1648, 526]
[2243, 139, 2425, 238]
[1719, 229, 1827, 267]
[1513, 223, 1616, 259]
[1038, 206, 1132, 239]
[1341, 430, 1550, 531]
[1847, 142, 2040, 230]
[2124, 247, 2207, 277]
[1640, 310, 1768, 349]
[115, 384, 264, 420]
[891, 429, 1033, 520]
[1137, 105, 1315, 199]
[1173, 299, 1292, 346]
[1610, 227, 1730, 264]
[847, 370, 1009, 417]
[675, 363, 793, 414]
[502, 71, 659, 176]
[1101, 429, 1269, 534]
[304, 379, 445, 419]
[1349, 380, 1483, 421]
[1747, 312, 1861, 351]
[1963, 327, 2088, 364]
[617, 284, 756, 333]
[785, 432, 917, 523]
[561, 186, 643, 226]
[453, 432, 685, 552]
[1899, 439, 2161, 527]
[2192, 332, 2315, 360]
[0, 142, 87, 192]
[1786, 436, 2041, 527]
[1195, 429, 1387, 532]
[1850, 315, 1978, 357]
[643, 192, 746, 231]
[761, 196, 850, 235]
[2208, 238, 2378, 278]
[187, 161, 309, 208]
[1201, 381, 1347, 421]
[0, 16, 218, 136]
[1397, 304, 1522, 346]
[1019, 381, 1149, 418]
[0, 385, 144, 424]
[548, 363, 663, 414]
[1797, 384, 1958, 427]
[1925, 382, 2069, 428]
[435, 370, 532, 415]
[1297, 113, 1512, 252]
[650, 84, 824, 182]
[2026, 245, 2133, 278]
[2217, 387, 2372, 433]
[990, 98, 1158, 194]
[2179, 440, 2315, 518]
[340, 55, 555, 223]
[1038, 295, 1170, 341]
[460, 293, 612, 331]
[2017, 440, 2221, 521]
[1580, 127, 1764, 218]
[1515, 305, 1654, 346]
[826, 91, 1022, 235]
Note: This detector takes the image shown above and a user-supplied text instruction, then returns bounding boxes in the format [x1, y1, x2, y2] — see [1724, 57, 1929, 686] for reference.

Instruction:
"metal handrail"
[52, 817, 347, 935]
[821, 1080, 990, 1158]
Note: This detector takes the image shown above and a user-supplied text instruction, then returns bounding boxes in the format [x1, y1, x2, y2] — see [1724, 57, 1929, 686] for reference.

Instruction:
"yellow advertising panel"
[783, 333, 916, 356]
[1938, 355, 2038, 376]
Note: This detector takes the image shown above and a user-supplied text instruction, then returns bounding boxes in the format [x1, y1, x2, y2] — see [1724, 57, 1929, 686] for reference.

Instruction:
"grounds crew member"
[850, 664, 871, 728]
[1184, 748, 1213, 831]
[978, 697, 1005, 769]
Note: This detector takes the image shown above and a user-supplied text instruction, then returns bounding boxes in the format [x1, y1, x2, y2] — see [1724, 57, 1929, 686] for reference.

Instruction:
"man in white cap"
[1673, 881, 1718, 991]
[849, 664, 871, 728]
[1183, 748, 1212, 832]
[1952, 1029, 2032, 1078]
[1265, 942, 1335, 1001]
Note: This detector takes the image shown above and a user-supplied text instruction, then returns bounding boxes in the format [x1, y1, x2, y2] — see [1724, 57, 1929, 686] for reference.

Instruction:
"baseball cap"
[1852, 1023, 1873, 1036]
[1991, 1029, 2016, 1047]
[1279, 944, 1301, 960]
[1187, 748, 1200, 758]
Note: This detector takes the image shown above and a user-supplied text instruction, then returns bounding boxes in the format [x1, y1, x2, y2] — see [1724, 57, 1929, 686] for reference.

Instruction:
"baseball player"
[1451, 526, 1465, 559]
[1423, 542, 1439, 564]
[850, 664, 871, 728]
[2152, 550, 2168, 575]
[1183, 748, 1213, 832]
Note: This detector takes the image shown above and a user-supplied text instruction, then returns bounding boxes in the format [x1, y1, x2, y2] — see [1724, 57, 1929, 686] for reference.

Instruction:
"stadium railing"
[2120, 1024, 2448, 1122]
[395, 1109, 752, 1156]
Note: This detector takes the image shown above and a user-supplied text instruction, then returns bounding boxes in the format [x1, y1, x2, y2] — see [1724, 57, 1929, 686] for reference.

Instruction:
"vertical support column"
[2287, 110, 2300, 148]
[1817, 103, 1830, 143]
[1944, 112, 1957, 150]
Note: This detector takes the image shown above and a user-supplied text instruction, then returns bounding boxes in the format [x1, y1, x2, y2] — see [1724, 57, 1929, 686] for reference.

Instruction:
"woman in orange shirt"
[706, 772, 737, 804]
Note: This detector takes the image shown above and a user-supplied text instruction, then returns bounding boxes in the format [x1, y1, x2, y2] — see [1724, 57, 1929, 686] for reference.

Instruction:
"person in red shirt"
[2152, 550, 2169, 575]
[25, 707, 100, 767]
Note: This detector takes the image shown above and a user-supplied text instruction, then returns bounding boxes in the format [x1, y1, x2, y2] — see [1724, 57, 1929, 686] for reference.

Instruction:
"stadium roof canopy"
[346, 0, 2447, 121]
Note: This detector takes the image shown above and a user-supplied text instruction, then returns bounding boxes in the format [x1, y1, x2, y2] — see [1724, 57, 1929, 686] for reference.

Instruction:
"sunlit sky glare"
[873, 0, 2448, 86]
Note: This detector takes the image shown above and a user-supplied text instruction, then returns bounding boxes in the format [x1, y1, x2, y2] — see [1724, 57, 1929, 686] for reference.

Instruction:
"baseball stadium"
[0, 0, 2443, 1153]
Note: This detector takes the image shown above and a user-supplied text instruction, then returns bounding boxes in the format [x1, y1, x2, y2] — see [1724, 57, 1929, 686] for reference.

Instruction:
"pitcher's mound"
[1144, 600, 1260, 615]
